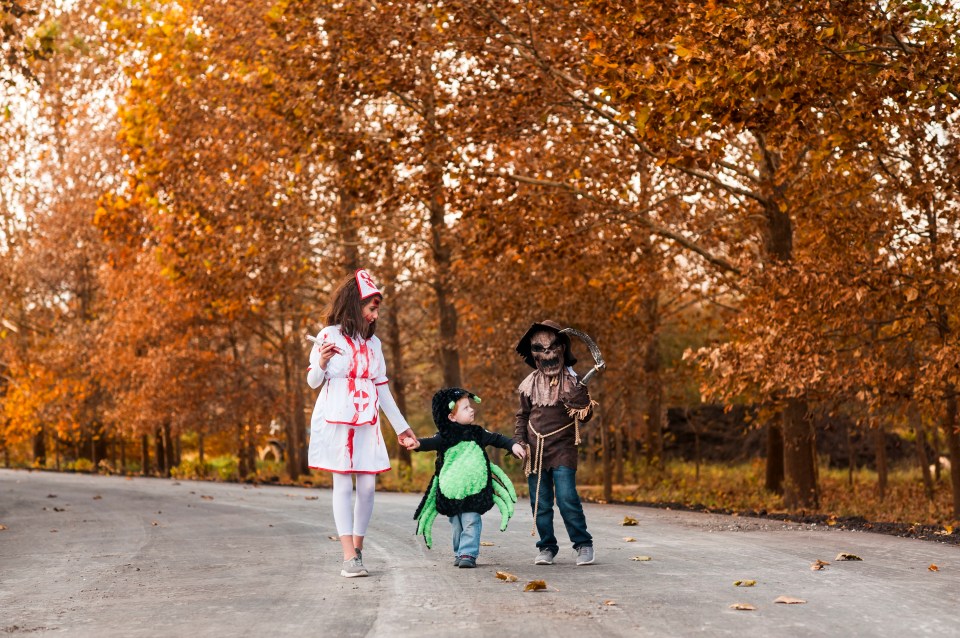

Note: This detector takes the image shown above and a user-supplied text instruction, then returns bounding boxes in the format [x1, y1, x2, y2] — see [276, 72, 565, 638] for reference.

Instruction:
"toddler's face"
[448, 397, 476, 425]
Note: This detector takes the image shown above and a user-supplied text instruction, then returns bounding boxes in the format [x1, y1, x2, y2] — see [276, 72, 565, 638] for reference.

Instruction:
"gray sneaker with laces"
[341, 556, 368, 578]
[534, 549, 556, 565]
[576, 545, 595, 566]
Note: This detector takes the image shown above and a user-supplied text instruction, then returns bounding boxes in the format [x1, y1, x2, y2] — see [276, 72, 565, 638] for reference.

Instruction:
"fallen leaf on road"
[524, 580, 548, 592]
[730, 603, 755, 611]
[733, 580, 757, 587]
[621, 516, 638, 526]
[496, 571, 518, 582]
[328, 536, 339, 541]
[929, 564, 939, 572]
[810, 559, 829, 570]
[623, 537, 636, 542]
[151, 521, 159, 526]
[0, 524, 7, 531]
[603, 600, 616, 606]
[200, 495, 214, 500]
[835, 553, 862, 561]
[93, 495, 102, 500]
[480, 541, 494, 546]
[774, 596, 806, 604]
[47, 494, 57, 498]
[305, 496, 319, 500]
[53, 507, 65, 512]
[630, 556, 652, 561]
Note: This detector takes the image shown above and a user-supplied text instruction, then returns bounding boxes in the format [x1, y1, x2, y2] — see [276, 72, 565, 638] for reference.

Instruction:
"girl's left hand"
[512, 443, 526, 460]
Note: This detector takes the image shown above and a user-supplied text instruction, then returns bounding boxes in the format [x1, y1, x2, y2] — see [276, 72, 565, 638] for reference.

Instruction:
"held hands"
[511, 442, 526, 460]
[398, 429, 419, 450]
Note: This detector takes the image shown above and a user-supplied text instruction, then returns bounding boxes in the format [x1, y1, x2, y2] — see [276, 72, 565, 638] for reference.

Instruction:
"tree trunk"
[765, 420, 784, 493]
[141, 434, 150, 476]
[874, 423, 888, 502]
[420, 53, 461, 388]
[910, 402, 935, 501]
[198, 432, 205, 464]
[238, 423, 249, 479]
[163, 422, 174, 476]
[942, 393, 960, 519]
[846, 420, 856, 487]
[782, 399, 819, 510]
[154, 428, 166, 477]
[33, 426, 46, 467]
[288, 332, 309, 476]
[641, 295, 663, 466]
[754, 131, 818, 505]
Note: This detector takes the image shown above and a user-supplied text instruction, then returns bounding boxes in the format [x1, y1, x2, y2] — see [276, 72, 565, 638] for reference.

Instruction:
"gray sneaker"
[576, 545, 595, 566]
[341, 557, 368, 578]
[535, 549, 556, 565]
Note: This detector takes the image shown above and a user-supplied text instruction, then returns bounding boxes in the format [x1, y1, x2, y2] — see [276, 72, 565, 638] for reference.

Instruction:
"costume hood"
[431, 387, 481, 435]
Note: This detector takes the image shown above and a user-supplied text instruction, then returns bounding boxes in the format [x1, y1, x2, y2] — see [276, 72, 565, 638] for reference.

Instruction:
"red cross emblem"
[352, 390, 370, 412]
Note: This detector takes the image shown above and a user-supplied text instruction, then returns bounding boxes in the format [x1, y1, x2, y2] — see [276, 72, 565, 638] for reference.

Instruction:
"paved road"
[1, 469, 958, 637]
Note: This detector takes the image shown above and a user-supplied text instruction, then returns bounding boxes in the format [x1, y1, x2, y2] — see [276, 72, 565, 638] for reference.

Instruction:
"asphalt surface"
[2, 468, 958, 637]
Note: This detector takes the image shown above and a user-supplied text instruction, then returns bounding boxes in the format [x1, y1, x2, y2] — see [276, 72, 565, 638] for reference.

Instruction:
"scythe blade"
[559, 327, 606, 385]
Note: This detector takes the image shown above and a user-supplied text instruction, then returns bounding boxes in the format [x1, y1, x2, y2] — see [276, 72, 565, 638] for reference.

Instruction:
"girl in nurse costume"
[307, 269, 417, 577]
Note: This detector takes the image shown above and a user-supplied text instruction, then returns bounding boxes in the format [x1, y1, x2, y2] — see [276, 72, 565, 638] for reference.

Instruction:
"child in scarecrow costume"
[514, 320, 598, 566]
[407, 387, 526, 568]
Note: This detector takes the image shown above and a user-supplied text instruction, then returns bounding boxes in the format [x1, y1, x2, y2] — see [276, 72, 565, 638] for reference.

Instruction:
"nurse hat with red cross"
[355, 269, 382, 300]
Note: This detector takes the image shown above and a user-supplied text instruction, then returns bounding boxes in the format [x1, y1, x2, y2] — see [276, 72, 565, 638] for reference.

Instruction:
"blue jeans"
[450, 511, 482, 559]
[528, 466, 592, 554]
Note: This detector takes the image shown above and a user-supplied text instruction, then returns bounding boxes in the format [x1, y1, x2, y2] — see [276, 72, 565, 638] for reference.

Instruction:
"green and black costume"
[413, 388, 519, 548]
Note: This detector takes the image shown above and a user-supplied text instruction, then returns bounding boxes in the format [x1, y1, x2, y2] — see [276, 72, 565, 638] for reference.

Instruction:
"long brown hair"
[324, 273, 380, 340]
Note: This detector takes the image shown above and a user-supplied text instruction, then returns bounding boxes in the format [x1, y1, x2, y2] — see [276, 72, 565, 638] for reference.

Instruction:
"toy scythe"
[559, 327, 606, 385]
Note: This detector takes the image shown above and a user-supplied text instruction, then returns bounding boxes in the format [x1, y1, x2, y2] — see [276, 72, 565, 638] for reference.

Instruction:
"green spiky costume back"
[413, 388, 518, 548]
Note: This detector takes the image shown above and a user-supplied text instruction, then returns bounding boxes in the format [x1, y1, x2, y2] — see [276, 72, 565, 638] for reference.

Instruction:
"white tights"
[331, 473, 376, 537]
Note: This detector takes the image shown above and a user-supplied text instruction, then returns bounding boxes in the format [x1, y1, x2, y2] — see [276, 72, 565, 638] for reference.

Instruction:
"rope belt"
[524, 419, 581, 536]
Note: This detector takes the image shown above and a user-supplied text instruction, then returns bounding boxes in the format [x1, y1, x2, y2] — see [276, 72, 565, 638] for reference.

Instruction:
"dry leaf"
[929, 564, 939, 572]
[621, 516, 638, 526]
[496, 571, 518, 582]
[774, 596, 807, 604]
[327, 535, 339, 541]
[93, 495, 102, 500]
[200, 495, 214, 500]
[623, 537, 636, 542]
[835, 553, 862, 561]
[729, 603, 756, 611]
[630, 555, 652, 561]
[603, 600, 616, 606]
[524, 580, 548, 592]
[151, 521, 159, 526]
[304, 496, 319, 501]
[810, 559, 830, 570]
[480, 541, 494, 546]
[733, 580, 757, 587]
[0, 524, 8, 531]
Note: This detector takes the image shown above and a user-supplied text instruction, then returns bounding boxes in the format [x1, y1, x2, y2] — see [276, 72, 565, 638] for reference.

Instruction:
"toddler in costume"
[405, 388, 525, 568]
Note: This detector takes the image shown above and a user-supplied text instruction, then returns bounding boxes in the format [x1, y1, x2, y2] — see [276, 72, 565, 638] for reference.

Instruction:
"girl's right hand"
[318, 341, 342, 370]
